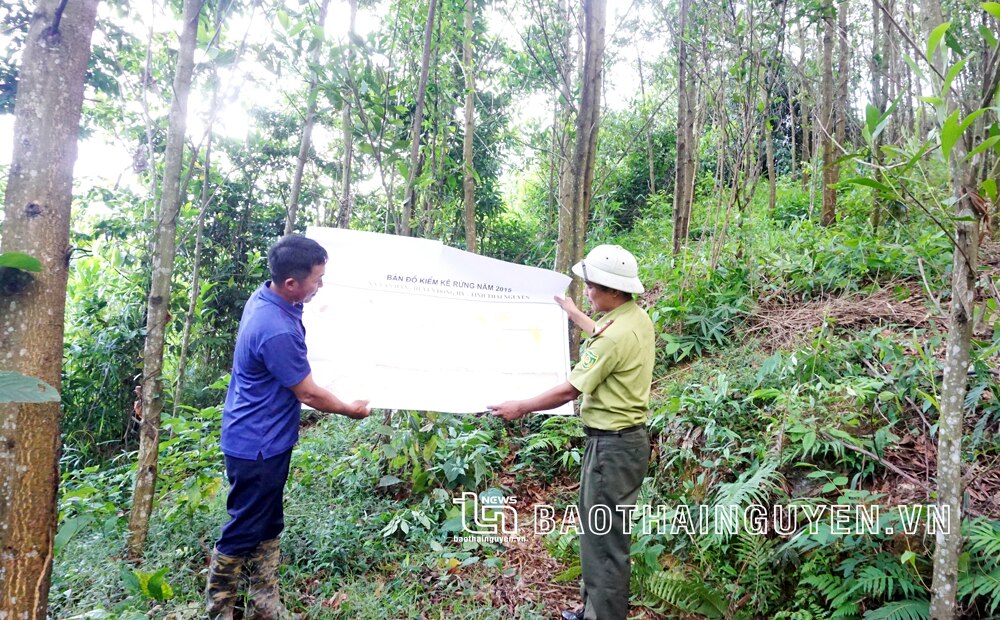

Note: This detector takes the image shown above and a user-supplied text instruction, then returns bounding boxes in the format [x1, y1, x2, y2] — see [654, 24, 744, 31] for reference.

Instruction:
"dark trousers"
[216, 448, 293, 557]
[579, 429, 650, 620]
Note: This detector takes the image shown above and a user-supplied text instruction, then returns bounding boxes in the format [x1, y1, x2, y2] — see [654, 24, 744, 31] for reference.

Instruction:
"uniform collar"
[260, 281, 304, 317]
[593, 300, 635, 335]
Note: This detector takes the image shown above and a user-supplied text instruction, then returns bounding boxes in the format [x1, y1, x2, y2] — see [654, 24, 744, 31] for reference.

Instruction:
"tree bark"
[127, 0, 205, 560]
[672, 0, 693, 254]
[766, 120, 776, 212]
[462, 0, 477, 253]
[174, 135, 212, 418]
[337, 0, 359, 229]
[401, 0, 439, 237]
[637, 55, 655, 194]
[835, 0, 849, 167]
[0, 0, 99, 617]
[930, 185, 978, 619]
[820, 0, 837, 226]
[789, 82, 797, 181]
[555, 0, 576, 276]
[870, 0, 886, 231]
[570, 0, 606, 267]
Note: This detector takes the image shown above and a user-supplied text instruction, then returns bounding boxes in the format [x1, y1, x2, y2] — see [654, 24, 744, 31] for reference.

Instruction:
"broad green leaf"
[981, 24, 1000, 49]
[54, 514, 93, 555]
[982, 178, 998, 202]
[377, 474, 403, 487]
[0, 371, 60, 403]
[943, 108, 989, 159]
[942, 109, 962, 159]
[146, 568, 174, 602]
[276, 10, 289, 30]
[842, 177, 893, 194]
[0, 252, 42, 272]
[965, 135, 1000, 161]
[917, 95, 945, 106]
[942, 55, 970, 98]
[983, 2, 1000, 20]
[865, 104, 880, 135]
[945, 28, 965, 57]
[927, 22, 951, 61]
[903, 55, 926, 83]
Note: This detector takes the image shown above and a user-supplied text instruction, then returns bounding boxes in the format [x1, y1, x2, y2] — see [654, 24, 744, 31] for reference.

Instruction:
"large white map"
[303, 227, 573, 414]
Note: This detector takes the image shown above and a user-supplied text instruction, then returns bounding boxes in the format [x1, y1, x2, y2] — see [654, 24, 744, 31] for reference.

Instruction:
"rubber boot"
[205, 547, 243, 620]
[245, 538, 300, 620]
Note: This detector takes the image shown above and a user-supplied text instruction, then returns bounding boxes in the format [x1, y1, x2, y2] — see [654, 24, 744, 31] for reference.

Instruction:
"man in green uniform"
[490, 244, 655, 620]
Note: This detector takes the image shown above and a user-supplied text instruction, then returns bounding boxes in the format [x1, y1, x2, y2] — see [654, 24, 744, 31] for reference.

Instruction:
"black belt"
[583, 424, 645, 437]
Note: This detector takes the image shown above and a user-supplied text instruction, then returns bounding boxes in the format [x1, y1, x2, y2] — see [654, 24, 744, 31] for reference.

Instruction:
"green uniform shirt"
[568, 300, 655, 431]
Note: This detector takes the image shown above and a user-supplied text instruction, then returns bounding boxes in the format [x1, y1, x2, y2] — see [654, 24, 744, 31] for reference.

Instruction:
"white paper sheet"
[302, 227, 574, 415]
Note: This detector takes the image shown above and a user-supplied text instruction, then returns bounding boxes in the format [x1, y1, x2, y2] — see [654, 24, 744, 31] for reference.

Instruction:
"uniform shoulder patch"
[579, 349, 599, 370]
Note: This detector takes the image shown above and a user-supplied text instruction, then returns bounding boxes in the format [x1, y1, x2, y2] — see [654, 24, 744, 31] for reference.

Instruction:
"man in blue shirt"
[205, 234, 370, 620]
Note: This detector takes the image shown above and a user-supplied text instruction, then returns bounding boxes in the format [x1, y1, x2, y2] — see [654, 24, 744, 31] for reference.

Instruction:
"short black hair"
[268, 235, 328, 284]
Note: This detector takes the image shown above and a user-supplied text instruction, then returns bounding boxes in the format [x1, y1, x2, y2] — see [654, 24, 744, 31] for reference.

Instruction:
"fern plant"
[638, 569, 729, 619]
[958, 519, 1000, 616]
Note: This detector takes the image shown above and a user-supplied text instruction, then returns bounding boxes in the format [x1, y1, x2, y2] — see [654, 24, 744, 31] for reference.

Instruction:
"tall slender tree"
[462, 0, 477, 253]
[336, 0, 359, 229]
[127, 0, 206, 559]
[402, 0, 439, 236]
[820, 0, 837, 225]
[285, 0, 332, 235]
[0, 0, 100, 616]
[672, 0, 694, 254]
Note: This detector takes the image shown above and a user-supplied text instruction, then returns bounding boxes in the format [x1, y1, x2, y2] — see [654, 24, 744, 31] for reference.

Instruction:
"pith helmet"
[571, 244, 644, 294]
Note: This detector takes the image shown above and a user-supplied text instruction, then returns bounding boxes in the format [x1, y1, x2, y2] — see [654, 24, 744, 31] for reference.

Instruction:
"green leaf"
[942, 109, 962, 159]
[276, 10, 289, 30]
[943, 108, 987, 159]
[982, 178, 998, 202]
[0, 252, 43, 272]
[865, 104, 880, 135]
[942, 56, 970, 98]
[863, 598, 929, 620]
[842, 177, 894, 194]
[981, 24, 1000, 48]
[917, 96, 945, 106]
[377, 474, 403, 487]
[902, 55, 926, 83]
[927, 22, 951, 61]
[0, 371, 60, 403]
[983, 2, 1000, 20]
[54, 514, 93, 555]
[965, 135, 1000, 161]
[146, 567, 174, 602]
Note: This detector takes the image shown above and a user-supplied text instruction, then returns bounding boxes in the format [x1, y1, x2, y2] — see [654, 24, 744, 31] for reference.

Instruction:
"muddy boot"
[205, 547, 243, 620]
[245, 538, 300, 620]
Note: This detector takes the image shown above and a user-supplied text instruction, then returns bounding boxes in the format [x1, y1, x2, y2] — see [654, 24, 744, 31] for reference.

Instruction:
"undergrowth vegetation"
[53, 180, 1000, 619]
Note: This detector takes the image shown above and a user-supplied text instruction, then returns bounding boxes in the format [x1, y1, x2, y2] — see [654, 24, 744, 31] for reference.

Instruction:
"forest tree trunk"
[401, 0, 439, 237]
[462, 0, 477, 252]
[820, 0, 837, 226]
[127, 0, 205, 559]
[337, 0, 359, 229]
[672, 0, 693, 254]
[285, 0, 331, 234]
[0, 0, 99, 616]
